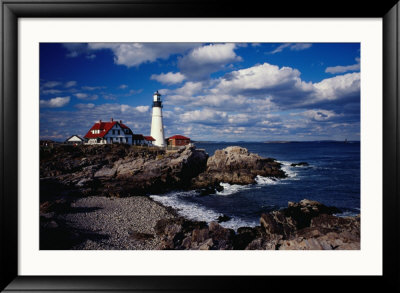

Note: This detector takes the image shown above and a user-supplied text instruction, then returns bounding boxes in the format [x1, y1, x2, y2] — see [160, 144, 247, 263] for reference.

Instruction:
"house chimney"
[111, 117, 113, 122]
[99, 119, 102, 123]
[120, 120, 122, 123]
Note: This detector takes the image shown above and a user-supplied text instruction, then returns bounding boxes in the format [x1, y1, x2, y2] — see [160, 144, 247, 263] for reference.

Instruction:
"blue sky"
[40, 42, 360, 141]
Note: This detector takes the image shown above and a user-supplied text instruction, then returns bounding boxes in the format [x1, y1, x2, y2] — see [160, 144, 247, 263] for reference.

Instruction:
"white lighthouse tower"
[150, 90, 166, 147]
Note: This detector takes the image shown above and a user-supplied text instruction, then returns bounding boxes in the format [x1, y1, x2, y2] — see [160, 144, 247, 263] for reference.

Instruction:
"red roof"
[84, 121, 132, 139]
[168, 135, 190, 140]
[144, 136, 155, 141]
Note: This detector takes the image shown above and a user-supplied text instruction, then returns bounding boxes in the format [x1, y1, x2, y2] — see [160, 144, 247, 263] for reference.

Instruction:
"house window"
[118, 130, 120, 135]
[112, 130, 115, 135]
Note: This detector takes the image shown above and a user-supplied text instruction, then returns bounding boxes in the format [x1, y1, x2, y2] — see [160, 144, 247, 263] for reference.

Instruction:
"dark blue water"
[151, 142, 360, 230]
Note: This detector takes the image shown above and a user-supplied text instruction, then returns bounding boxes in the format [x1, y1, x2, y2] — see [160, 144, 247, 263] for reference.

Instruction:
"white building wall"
[67, 135, 83, 142]
[86, 123, 133, 145]
[104, 124, 133, 145]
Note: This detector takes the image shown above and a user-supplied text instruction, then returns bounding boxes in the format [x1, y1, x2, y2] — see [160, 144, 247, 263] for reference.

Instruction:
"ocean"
[150, 141, 360, 230]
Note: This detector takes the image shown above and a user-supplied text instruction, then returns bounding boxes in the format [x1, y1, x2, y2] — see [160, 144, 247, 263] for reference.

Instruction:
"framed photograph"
[1, 0, 399, 292]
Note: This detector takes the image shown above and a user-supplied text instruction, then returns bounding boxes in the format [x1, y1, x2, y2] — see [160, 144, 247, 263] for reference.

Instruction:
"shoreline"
[40, 195, 177, 250]
[40, 193, 360, 250]
[40, 144, 360, 250]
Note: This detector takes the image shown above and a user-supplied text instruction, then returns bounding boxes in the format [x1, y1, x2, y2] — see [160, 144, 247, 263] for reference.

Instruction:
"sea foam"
[150, 191, 258, 230]
[216, 182, 250, 196]
[255, 175, 280, 185]
[279, 161, 300, 179]
[254, 161, 300, 185]
[151, 191, 220, 222]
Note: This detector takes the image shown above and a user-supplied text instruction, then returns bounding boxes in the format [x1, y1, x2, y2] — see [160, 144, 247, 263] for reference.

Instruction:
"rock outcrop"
[154, 199, 360, 250]
[41, 144, 286, 198]
[41, 144, 208, 198]
[258, 199, 360, 250]
[290, 162, 309, 167]
[191, 146, 286, 188]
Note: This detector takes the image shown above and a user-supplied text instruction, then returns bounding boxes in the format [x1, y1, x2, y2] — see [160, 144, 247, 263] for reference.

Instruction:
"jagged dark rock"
[217, 214, 231, 223]
[191, 146, 286, 188]
[41, 145, 287, 199]
[151, 199, 359, 250]
[208, 221, 234, 250]
[41, 144, 209, 198]
[282, 199, 342, 229]
[233, 226, 263, 250]
[260, 211, 297, 238]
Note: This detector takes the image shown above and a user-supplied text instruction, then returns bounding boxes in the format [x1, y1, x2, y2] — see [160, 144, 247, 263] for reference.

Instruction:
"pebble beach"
[42, 196, 176, 250]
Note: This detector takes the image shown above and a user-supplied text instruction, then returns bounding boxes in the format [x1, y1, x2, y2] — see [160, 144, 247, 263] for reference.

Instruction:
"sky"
[40, 42, 360, 142]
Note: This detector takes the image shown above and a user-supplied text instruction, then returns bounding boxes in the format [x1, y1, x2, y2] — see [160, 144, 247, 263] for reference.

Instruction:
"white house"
[65, 135, 84, 145]
[84, 118, 134, 145]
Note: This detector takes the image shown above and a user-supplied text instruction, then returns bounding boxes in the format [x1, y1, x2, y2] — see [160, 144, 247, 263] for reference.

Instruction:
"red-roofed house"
[144, 136, 156, 146]
[84, 118, 134, 145]
[167, 135, 191, 147]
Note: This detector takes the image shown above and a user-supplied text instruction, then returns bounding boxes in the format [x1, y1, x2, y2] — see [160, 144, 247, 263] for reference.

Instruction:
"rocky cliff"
[155, 199, 360, 250]
[40, 144, 208, 198]
[40, 144, 285, 199]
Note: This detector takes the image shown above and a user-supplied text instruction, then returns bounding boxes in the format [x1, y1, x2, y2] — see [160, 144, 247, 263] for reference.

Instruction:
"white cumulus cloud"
[213, 63, 313, 107]
[40, 96, 70, 108]
[88, 43, 199, 67]
[325, 58, 360, 74]
[74, 93, 98, 100]
[180, 109, 227, 124]
[151, 72, 186, 85]
[82, 86, 105, 91]
[75, 103, 95, 110]
[178, 43, 242, 80]
[65, 81, 77, 88]
[135, 106, 149, 113]
[313, 72, 360, 102]
[41, 81, 62, 88]
[269, 43, 312, 54]
[42, 89, 62, 95]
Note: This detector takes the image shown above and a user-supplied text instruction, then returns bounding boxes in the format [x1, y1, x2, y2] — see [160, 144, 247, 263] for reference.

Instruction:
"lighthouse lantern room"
[150, 91, 166, 147]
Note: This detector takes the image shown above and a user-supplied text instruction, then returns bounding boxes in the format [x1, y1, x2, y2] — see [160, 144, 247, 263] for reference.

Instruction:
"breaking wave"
[216, 182, 250, 196]
[279, 161, 299, 179]
[150, 191, 257, 230]
[255, 175, 280, 185]
[254, 160, 301, 186]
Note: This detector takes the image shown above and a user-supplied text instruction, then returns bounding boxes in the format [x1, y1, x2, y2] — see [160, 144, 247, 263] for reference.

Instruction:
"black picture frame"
[1, 0, 399, 292]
